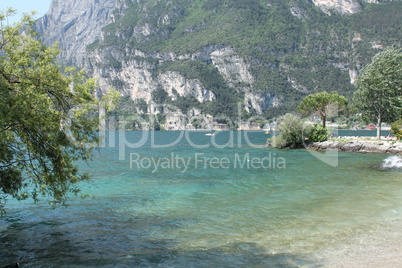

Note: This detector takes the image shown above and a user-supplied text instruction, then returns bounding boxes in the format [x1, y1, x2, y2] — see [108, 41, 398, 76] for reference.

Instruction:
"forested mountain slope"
[36, 0, 402, 123]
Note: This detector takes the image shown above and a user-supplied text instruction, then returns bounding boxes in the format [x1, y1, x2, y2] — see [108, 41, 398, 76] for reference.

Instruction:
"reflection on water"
[1, 131, 401, 267]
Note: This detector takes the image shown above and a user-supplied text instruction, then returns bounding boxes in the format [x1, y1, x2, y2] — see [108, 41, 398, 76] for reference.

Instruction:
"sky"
[1, 0, 52, 24]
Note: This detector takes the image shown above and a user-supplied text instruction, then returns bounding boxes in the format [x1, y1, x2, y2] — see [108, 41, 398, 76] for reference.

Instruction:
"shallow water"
[1, 131, 401, 267]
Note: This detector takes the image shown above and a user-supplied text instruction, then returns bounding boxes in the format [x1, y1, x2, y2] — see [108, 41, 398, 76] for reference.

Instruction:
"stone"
[308, 140, 402, 154]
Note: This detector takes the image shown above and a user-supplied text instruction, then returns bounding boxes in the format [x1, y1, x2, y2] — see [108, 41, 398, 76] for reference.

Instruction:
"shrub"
[270, 113, 306, 148]
[308, 125, 328, 142]
[391, 119, 402, 140]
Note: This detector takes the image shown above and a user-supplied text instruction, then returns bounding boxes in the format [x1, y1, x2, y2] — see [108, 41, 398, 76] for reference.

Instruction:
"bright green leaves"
[391, 119, 402, 140]
[100, 87, 121, 112]
[354, 46, 402, 139]
[270, 113, 306, 149]
[0, 11, 100, 212]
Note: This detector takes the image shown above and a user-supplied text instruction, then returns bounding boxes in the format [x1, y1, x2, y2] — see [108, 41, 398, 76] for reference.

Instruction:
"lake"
[1, 131, 401, 267]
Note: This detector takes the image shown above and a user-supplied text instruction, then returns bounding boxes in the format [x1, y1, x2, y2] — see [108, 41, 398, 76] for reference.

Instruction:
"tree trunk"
[377, 114, 382, 140]
[322, 115, 326, 128]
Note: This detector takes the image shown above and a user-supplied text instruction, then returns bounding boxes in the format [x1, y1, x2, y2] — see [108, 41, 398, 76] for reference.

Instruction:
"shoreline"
[307, 139, 402, 154]
[307, 137, 401, 267]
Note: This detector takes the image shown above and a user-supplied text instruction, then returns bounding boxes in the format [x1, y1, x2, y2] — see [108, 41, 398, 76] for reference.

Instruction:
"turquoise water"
[1, 131, 401, 267]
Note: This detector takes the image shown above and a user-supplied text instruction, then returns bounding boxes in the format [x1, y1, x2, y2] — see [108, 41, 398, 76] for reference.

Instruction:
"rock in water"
[382, 155, 402, 169]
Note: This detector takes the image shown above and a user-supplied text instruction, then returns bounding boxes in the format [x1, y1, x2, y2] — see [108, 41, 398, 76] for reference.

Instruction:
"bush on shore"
[270, 114, 329, 149]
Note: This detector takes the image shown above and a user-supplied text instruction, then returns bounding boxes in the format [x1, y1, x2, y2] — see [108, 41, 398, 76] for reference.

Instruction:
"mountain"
[36, 0, 402, 128]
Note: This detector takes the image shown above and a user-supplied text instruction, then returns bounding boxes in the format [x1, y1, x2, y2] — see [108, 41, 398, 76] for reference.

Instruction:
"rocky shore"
[307, 140, 402, 154]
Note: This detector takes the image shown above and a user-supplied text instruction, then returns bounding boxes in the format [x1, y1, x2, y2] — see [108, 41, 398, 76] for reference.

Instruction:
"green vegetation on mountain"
[89, 0, 402, 119]
[156, 60, 243, 117]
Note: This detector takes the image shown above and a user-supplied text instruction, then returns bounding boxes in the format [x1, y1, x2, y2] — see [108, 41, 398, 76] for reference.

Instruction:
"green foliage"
[308, 125, 328, 142]
[271, 117, 328, 148]
[152, 87, 169, 104]
[100, 87, 121, 112]
[170, 95, 200, 114]
[0, 11, 99, 211]
[391, 119, 402, 140]
[107, 96, 138, 119]
[297, 91, 348, 128]
[352, 2, 402, 53]
[354, 46, 402, 139]
[85, 0, 402, 119]
[111, 78, 126, 89]
[271, 113, 306, 149]
[135, 98, 148, 113]
[157, 60, 243, 118]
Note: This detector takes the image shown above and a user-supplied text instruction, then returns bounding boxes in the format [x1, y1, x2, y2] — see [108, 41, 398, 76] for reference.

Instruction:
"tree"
[354, 47, 402, 140]
[297, 91, 348, 128]
[0, 10, 99, 212]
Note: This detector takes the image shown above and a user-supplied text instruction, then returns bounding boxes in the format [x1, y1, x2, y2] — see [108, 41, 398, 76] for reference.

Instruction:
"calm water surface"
[1, 131, 401, 267]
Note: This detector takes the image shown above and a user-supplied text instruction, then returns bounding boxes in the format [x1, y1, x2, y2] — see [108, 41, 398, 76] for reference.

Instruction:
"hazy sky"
[1, 0, 52, 24]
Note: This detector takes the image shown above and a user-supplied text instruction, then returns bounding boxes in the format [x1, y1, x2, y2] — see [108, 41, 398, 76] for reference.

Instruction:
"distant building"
[365, 124, 376, 130]
[213, 123, 228, 130]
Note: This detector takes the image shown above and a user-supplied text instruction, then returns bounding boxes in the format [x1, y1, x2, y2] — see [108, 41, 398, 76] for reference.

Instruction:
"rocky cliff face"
[312, 0, 381, 15]
[312, 0, 361, 15]
[36, 0, 381, 62]
[36, 0, 278, 116]
[85, 43, 276, 113]
[36, 0, 400, 126]
[36, 0, 120, 66]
